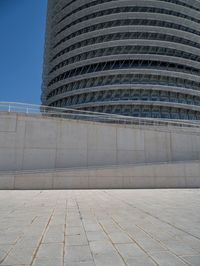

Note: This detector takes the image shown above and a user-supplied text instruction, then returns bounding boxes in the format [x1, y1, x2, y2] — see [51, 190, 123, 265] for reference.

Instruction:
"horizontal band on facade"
[43, 0, 200, 119]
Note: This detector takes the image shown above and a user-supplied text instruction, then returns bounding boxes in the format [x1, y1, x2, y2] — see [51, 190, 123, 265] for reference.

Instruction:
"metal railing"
[0, 101, 200, 129]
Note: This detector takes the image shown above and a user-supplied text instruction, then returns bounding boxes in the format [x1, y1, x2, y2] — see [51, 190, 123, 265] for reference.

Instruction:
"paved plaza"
[0, 189, 200, 266]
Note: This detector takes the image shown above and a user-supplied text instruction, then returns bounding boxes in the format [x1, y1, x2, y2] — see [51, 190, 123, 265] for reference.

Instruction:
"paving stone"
[17, 237, 40, 248]
[93, 251, 125, 266]
[151, 251, 187, 265]
[33, 258, 62, 266]
[126, 256, 156, 266]
[0, 190, 200, 265]
[115, 243, 146, 259]
[64, 245, 93, 263]
[66, 234, 88, 246]
[181, 236, 200, 251]
[42, 231, 64, 243]
[1, 245, 36, 265]
[99, 221, 120, 233]
[0, 233, 20, 245]
[66, 226, 85, 236]
[182, 255, 200, 266]
[36, 243, 63, 259]
[89, 240, 114, 254]
[86, 231, 107, 241]
[161, 240, 199, 256]
[137, 238, 167, 253]
[65, 262, 95, 266]
[0, 245, 12, 262]
[108, 232, 133, 244]
[84, 223, 101, 232]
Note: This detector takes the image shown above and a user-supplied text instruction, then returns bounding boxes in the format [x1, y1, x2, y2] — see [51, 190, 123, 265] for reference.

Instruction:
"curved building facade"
[42, 0, 200, 119]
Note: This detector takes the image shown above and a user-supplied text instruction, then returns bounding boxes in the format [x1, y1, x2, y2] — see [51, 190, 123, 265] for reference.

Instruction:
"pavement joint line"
[104, 191, 200, 241]
[112, 213, 194, 265]
[97, 220, 128, 266]
[181, 255, 200, 265]
[0, 232, 25, 264]
[75, 198, 96, 265]
[0, 190, 199, 266]
[110, 216, 159, 266]
[2, 193, 37, 220]
[29, 203, 57, 266]
[130, 219, 194, 264]
[104, 191, 192, 265]
[0, 245, 13, 265]
[31, 216, 38, 225]
[62, 199, 68, 266]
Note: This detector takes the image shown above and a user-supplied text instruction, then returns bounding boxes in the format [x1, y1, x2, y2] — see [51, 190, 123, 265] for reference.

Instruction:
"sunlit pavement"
[0, 189, 200, 266]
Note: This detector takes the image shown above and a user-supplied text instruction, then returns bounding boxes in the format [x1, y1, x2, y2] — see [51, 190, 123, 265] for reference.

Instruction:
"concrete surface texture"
[0, 189, 200, 266]
[1, 112, 200, 172]
[1, 160, 200, 190]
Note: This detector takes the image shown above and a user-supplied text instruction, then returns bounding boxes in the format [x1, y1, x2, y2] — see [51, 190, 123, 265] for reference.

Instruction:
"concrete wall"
[0, 161, 200, 189]
[0, 112, 200, 171]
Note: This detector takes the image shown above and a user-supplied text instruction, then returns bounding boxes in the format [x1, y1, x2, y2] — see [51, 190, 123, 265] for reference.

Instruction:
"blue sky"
[0, 0, 47, 104]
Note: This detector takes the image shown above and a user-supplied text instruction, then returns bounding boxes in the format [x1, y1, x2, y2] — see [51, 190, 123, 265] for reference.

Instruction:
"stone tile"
[137, 238, 167, 253]
[108, 232, 132, 244]
[84, 223, 101, 232]
[0, 233, 20, 245]
[93, 252, 125, 266]
[126, 256, 155, 266]
[66, 226, 85, 236]
[0, 245, 12, 262]
[1, 246, 36, 265]
[0, 190, 200, 266]
[33, 258, 62, 266]
[64, 245, 93, 263]
[42, 232, 64, 243]
[183, 237, 200, 251]
[161, 240, 199, 256]
[64, 262, 94, 266]
[66, 234, 88, 246]
[151, 251, 187, 265]
[86, 231, 107, 241]
[17, 237, 40, 248]
[99, 221, 119, 233]
[36, 243, 63, 259]
[89, 240, 114, 254]
[182, 255, 200, 266]
[115, 243, 146, 259]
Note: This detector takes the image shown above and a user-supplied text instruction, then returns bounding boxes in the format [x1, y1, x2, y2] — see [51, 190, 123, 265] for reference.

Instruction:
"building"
[41, 0, 200, 119]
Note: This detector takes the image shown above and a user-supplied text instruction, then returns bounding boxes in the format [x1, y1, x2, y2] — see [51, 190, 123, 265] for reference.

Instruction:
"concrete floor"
[0, 190, 200, 266]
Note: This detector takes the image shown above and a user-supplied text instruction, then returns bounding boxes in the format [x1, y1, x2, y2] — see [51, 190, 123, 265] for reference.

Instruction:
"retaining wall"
[0, 161, 199, 189]
[0, 112, 200, 171]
